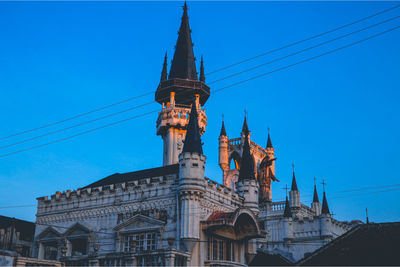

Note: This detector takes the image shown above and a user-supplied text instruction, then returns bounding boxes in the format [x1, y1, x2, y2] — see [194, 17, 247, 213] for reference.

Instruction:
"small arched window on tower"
[229, 151, 241, 170]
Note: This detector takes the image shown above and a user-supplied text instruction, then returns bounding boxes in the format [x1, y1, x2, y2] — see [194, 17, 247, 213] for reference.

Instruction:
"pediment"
[64, 223, 90, 237]
[114, 214, 164, 234]
[38, 227, 61, 240]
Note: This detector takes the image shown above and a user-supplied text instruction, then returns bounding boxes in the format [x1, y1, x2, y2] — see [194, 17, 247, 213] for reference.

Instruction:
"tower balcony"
[155, 78, 210, 106]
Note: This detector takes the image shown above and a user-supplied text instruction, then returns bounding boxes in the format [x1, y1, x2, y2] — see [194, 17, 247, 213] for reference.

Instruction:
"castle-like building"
[32, 3, 360, 266]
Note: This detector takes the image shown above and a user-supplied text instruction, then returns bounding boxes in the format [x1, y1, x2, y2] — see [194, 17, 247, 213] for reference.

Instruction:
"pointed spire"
[169, 1, 198, 80]
[291, 163, 298, 191]
[220, 117, 227, 136]
[313, 177, 320, 203]
[321, 191, 330, 215]
[266, 128, 273, 148]
[182, 98, 203, 154]
[242, 115, 249, 134]
[161, 52, 168, 81]
[283, 196, 292, 218]
[199, 55, 205, 82]
[238, 131, 255, 181]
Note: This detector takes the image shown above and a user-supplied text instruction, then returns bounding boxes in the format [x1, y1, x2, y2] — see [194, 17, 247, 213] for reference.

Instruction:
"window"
[124, 232, 157, 252]
[43, 243, 58, 260]
[212, 240, 218, 260]
[70, 238, 87, 256]
[218, 241, 224, 260]
[208, 237, 236, 262]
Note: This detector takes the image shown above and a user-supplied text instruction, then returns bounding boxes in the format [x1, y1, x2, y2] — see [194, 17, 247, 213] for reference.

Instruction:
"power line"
[208, 15, 400, 85]
[213, 24, 400, 94]
[0, 92, 154, 141]
[1, 4, 398, 142]
[3, 15, 398, 151]
[206, 3, 400, 76]
[1, 24, 399, 159]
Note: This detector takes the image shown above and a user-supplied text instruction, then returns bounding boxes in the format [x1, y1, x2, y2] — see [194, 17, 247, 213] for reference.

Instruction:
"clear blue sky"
[0, 1, 399, 223]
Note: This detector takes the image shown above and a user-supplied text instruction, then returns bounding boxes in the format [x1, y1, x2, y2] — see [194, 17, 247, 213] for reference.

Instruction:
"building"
[297, 222, 400, 266]
[0, 215, 35, 258]
[33, 3, 360, 266]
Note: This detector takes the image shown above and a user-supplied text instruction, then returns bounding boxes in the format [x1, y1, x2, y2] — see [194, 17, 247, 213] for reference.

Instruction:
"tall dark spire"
[238, 131, 255, 181]
[242, 116, 249, 134]
[266, 128, 273, 148]
[182, 99, 203, 154]
[321, 191, 330, 214]
[199, 55, 205, 82]
[161, 52, 168, 81]
[283, 196, 292, 218]
[169, 2, 198, 80]
[291, 165, 298, 191]
[313, 182, 319, 203]
[220, 119, 227, 136]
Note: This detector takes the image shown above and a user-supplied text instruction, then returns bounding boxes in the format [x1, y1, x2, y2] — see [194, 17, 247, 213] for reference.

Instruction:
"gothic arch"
[229, 151, 241, 170]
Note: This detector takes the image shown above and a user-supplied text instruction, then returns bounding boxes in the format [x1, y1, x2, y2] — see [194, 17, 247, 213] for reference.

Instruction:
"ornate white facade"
[33, 3, 361, 266]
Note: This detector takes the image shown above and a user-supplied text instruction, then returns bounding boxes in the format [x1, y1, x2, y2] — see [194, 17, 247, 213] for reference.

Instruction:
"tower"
[218, 119, 229, 172]
[236, 130, 259, 214]
[259, 130, 277, 203]
[178, 99, 206, 254]
[282, 196, 294, 241]
[155, 2, 210, 166]
[289, 165, 300, 209]
[320, 187, 332, 238]
[311, 178, 321, 216]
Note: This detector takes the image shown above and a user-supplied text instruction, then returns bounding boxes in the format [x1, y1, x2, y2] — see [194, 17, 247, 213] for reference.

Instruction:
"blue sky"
[0, 1, 399, 223]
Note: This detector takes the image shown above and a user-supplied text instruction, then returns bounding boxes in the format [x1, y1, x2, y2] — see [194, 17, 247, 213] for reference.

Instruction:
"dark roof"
[283, 196, 292, 218]
[313, 184, 319, 203]
[242, 116, 250, 134]
[321, 191, 330, 214]
[168, 2, 198, 80]
[84, 164, 179, 188]
[220, 120, 227, 136]
[0, 215, 35, 242]
[238, 131, 255, 181]
[250, 251, 293, 266]
[266, 131, 273, 148]
[182, 101, 203, 154]
[160, 52, 168, 81]
[291, 171, 298, 191]
[297, 222, 400, 266]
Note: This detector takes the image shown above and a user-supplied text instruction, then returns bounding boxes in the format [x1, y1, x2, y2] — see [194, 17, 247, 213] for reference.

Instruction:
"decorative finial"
[292, 162, 295, 172]
[222, 114, 224, 121]
[244, 109, 248, 119]
[314, 176, 316, 186]
[282, 184, 289, 197]
[321, 179, 327, 192]
[366, 208, 370, 224]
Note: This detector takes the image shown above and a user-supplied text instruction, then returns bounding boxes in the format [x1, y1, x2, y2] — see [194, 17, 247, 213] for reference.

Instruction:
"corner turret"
[311, 178, 321, 216]
[218, 119, 229, 172]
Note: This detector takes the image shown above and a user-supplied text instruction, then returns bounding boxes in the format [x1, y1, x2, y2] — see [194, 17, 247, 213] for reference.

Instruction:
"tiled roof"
[297, 222, 400, 266]
[84, 164, 179, 188]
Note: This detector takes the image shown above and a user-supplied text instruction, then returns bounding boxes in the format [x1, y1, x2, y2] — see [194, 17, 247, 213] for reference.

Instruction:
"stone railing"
[271, 201, 285, 211]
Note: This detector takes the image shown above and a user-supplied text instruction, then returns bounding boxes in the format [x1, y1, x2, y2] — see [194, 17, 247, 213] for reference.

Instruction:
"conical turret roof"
[321, 191, 330, 214]
[182, 99, 203, 154]
[238, 131, 255, 181]
[169, 2, 198, 80]
[160, 52, 168, 81]
[313, 184, 320, 203]
[220, 120, 227, 136]
[266, 131, 273, 148]
[291, 170, 298, 191]
[242, 116, 249, 134]
[283, 196, 292, 218]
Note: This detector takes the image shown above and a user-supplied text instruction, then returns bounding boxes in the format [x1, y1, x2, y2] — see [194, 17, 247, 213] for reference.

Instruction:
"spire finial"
[321, 181, 330, 215]
[290, 163, 298, 191]
[366, 208, 370, 224]
[321, 179, 327, 192]
[220, 114, 227, 136]
[169, 0, 197, 80]
[266, 127, 273, 148]
[161, 52, 168, 81]
[282, 184, 289, 198]
[200, 55, 205, 82]
[242, 112, 250, 134]
[313, 177, 319, 203]
[283, 195, 292, 218]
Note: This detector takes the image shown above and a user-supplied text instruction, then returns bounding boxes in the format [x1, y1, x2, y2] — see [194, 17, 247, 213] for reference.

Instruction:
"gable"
[115, 214, 164, 234]
[38, 227, 61, 240]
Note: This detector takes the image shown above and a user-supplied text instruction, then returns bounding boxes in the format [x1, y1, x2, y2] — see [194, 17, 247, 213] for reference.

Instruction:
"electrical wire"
[1, 24, 399, 158]
[1, 3, 399, 141]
